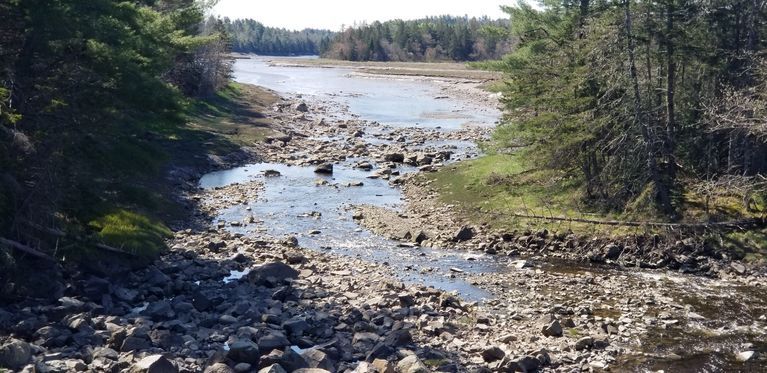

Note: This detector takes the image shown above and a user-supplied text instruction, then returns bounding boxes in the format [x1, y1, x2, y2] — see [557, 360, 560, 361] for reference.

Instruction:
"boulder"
[396, 355, 428, 373]
[233, 363, 252, 373]
[314, 163, 333, 174]
[247, 262, 299, 287]
[264, 170, 282, 177]
[0, 339, 31, 369]
[294, 102, 309, 112]
[575, 336, 594, 351]
[259, 364, 288, 373]
[736, 351, 757, 362]
[481, 346, 505, 362]
[541, 320, 563, 337]
[453, 226, 474, 241]
[204, 363, 235, 373]
[301, 348, 335, 371]
[278, 348, 309, 372]
[129, 355, 178, 373]
[258, 333, 291, 351]
[227, 340, 260, 364]
[384, 153, 405, 163]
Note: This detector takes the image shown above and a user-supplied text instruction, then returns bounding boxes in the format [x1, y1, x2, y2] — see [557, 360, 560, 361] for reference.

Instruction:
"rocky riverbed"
[1, 64, 766, 373]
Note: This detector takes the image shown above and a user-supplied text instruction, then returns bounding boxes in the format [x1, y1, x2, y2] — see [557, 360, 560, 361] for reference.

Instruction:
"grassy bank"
[61, 83, 277, 265]
[427, 151, 767, 260]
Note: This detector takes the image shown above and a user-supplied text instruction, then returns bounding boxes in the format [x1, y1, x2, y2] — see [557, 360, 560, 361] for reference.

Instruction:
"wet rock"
[247, 262, 299, 287]
[205, 363, 235, 373]
[453, 225, 474, 241]
[574, 336, 594, 351]
[227, 340, 260, 364]
[481, 346, 505, 362]
[264, 170, 282, 177]
[314, 163, 333, 174]
[283, 236, 299, 247]
[129, 355, 178, 373]
[396, 355, 429, 373]
[0, 338, 31, 369]
[541, 320, 563, 337]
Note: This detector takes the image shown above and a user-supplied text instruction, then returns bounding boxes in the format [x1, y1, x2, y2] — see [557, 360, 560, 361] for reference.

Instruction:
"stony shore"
[1, 73, 765, 373]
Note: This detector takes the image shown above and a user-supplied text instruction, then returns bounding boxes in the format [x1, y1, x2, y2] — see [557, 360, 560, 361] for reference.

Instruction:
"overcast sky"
[211, 0, 512, 31]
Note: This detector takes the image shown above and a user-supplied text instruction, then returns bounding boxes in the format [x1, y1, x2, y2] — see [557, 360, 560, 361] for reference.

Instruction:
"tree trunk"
[663, 0, 677, 186]
[624, 0, 672, 213]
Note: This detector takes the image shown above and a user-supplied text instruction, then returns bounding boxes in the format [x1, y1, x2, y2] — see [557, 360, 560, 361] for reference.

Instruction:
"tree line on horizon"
[222, 15, 514, 62]
[322, 16, 514, 62]
[223, 18, 335, 56]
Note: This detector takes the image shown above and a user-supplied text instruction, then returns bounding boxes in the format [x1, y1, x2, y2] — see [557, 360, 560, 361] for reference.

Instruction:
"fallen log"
[0, 237, 56, 261]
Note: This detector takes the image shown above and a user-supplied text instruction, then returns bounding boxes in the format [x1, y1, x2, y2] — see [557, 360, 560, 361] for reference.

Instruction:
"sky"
[211, 0, 512, 31]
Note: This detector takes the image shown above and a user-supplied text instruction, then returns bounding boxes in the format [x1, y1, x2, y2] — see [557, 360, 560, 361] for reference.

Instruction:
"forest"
[224, 18, 335, 56]
[321, 16, 514, 61]
[0, 0, 231, 286]
[484, 0, 767, 222]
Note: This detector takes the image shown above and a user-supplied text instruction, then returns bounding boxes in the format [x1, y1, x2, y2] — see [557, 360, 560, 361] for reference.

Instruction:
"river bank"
[1, 59, 765, 373]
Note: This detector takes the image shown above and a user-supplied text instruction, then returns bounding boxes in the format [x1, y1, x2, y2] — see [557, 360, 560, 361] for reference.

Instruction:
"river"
[199, 57, 767, 372]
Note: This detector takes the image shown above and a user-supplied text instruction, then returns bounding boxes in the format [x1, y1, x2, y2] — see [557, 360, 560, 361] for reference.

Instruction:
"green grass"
[55, 83, 278, 265]
[428, 151, 623, 235]
[428, 151, 767, 246]
[88, 209, 172, 259]
[186, 82, 278, 148]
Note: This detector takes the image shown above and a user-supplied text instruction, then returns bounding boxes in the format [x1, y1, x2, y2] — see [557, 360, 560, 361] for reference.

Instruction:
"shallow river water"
[200, 57, 767, 371]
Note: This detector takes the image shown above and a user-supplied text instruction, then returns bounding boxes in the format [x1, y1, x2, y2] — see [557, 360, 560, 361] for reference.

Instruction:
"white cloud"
[212, 0, 512, 31]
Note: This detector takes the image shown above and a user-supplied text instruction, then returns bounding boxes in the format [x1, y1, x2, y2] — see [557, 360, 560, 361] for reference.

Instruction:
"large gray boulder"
[227, 340, 260, 364]
[0, 339, 31, 370]
[247, 262, 299, 287]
